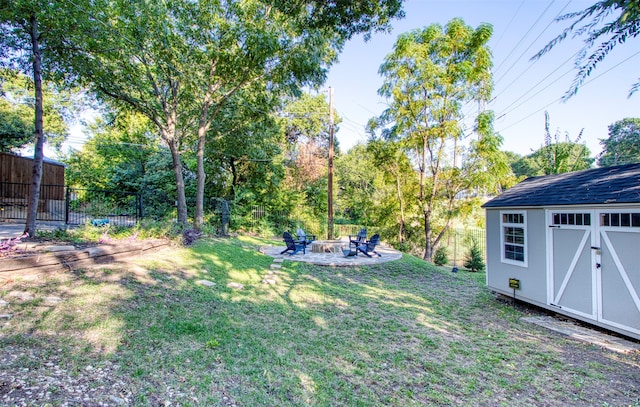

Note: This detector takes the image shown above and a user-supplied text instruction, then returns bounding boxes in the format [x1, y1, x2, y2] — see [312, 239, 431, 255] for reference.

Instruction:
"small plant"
[463, 237, 485, 272]
[205, 338, 220, 350]
[433, 246, 449, 266]
[98, 230, 111, 244]
[0, 233, 28, 258]
[183, 229, 202, 245]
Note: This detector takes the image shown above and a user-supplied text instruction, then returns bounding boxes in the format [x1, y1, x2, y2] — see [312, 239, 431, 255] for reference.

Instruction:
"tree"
[533, 0, 640, 98]
[282, 93, 340, 187]
[64, 111, 163, 191]
[512, 112, 594, 177]
[0, 69, 71, 153]
[365, 138, 416, 245]
[203, 85, 285, 207]
[0, 99, 32, 152]
[276, 92, 343, 228]
[463, 237, 485, 272]
[373, 18, 494, 261]
[64, 110, 178, 219]
[335, 144, 377, 224]
[0, 0, 82, 236]
[66, 0, 404, 230]
[598, 118, 640, 166]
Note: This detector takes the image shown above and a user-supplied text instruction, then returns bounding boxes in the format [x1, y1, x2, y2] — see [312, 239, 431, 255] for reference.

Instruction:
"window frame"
[599, 211, 640, 229]
[500, 210, 528, 267]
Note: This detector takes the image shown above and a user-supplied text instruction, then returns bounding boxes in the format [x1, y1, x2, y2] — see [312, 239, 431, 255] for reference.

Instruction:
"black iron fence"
[65, 187, 141, 226]
[441, 227, 486, 266]
[1, 183, 487, 256]
[0, 182, 141, 226]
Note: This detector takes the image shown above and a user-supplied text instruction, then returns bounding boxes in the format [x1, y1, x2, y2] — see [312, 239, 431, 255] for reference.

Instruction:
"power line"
[494, 1, 572, 87]
[495, 62, 576, 120]
[496, 49, 640, 133]
[490, 0, 526, 52]
[491, 50, 579, 106]
[492, 0, 556, 78]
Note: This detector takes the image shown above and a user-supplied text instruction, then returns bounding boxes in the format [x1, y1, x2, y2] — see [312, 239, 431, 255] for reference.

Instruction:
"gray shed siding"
[486, 208, 547, 304]
[483, 165, 640, 339]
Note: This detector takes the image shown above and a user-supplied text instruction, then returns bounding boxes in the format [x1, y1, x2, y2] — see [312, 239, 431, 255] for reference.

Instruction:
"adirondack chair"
[296, 228, 316, 248]
[356, 233, 381, 257]
[348, 228, 367, 249]
[280, 231, 306, 255]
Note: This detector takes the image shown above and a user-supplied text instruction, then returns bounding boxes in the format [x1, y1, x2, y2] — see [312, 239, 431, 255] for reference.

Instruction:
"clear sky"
[325, 0, 640, 157]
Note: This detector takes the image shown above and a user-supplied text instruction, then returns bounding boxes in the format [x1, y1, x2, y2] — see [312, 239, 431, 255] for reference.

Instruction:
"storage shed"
[0, 152, 65, 219]
[483, 163, 640, 340]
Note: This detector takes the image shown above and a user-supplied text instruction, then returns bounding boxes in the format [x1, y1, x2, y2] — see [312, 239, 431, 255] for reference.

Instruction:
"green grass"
[1, 236, 639, 406]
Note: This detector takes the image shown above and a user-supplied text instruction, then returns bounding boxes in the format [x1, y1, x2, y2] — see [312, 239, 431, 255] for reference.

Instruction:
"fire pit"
[311, 240, 346, 254]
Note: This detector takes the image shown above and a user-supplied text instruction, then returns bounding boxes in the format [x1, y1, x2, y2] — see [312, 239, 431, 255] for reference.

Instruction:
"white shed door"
[547, 210, 640, 336]
[596, 211, 640, 336]
[547, 211, 597, 320]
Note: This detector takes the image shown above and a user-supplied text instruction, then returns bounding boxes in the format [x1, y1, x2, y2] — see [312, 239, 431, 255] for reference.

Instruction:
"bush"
[433, 246, 449, 266]
[463, 238, 485, 272]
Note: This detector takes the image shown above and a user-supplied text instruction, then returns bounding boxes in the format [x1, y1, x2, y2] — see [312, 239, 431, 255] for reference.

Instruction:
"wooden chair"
[280, 231, 306, 255]
[296, 228, 316, 248]
[356, 233, 381, 257]
[348, 228, 367, 249]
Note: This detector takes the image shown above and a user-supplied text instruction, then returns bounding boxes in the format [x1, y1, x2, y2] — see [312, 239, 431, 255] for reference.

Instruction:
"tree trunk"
[195, 135, 205, 230]
[423, 207, 433, 261]
[166, 137, 187, 225]
[24, 14, 44, 238]
[395, 169, 406, 243]
[230, 158, 238, 192]
[194, 114, 209, 230]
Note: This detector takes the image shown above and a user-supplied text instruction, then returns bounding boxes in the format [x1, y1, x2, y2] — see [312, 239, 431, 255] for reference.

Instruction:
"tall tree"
[532, 0, 640, 98]
[465, 111, 516, 193]
[203, 85, 284, 205]
[279, 93, 341, 224]
[365, 138, 415, 244]
[68, 0, 404, 229]
[373, 18, 494, 261]
[598, 118, 640, 166]
[0, 0, 79, 236]
[512, 113, 594, 177]
[64, 111, 162, 191]
[538, 111, 593, 174]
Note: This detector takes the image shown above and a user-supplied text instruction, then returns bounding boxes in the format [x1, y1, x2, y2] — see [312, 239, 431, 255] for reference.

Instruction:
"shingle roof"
[482, 163, 640, 208]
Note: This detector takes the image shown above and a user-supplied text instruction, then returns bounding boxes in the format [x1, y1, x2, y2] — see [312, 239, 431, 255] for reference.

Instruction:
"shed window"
[551, 212, 591, 226]
[501, 211, 527, 266]
[600, 212, 640, 228]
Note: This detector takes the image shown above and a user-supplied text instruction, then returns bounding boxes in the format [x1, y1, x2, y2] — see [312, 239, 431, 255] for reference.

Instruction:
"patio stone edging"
[0, 239, 170, 282]
[260, 244, 403, 266]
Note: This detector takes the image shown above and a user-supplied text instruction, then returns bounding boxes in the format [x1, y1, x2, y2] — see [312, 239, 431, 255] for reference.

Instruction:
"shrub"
[433, 246, 449, 266]
[463, 238, 485, 272]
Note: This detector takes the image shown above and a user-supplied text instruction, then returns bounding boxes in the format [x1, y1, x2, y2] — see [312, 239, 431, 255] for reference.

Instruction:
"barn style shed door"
[547, 210, 597, 320]
[595, 210, 640, 336]
[547, 210, 640, 336]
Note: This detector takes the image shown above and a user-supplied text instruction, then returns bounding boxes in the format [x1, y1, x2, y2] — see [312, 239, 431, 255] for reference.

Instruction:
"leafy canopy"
[0, 69, 70, 152]
[598, 117, 640, 166]
[533, 0, 640, 98]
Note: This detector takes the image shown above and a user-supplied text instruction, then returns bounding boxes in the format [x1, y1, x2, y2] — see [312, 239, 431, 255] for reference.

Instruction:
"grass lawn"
[1, 236, 639, 406]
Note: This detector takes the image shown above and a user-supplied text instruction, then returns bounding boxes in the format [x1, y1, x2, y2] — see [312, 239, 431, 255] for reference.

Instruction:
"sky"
[325, 0, 640, 157]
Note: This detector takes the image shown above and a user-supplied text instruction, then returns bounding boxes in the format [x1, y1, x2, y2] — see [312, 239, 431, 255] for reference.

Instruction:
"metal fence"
[247, 204, 486, 264]
[441, 227, 486, 266]
[0, 182, 141, 226]
[0, 183, 487, 255]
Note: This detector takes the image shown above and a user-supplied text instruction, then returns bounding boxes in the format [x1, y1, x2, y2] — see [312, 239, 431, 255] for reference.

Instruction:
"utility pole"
[328, 86, 334, 240]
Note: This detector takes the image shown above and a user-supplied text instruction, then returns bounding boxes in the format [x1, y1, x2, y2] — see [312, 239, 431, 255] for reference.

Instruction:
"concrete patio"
[261, 242, 402, 266]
